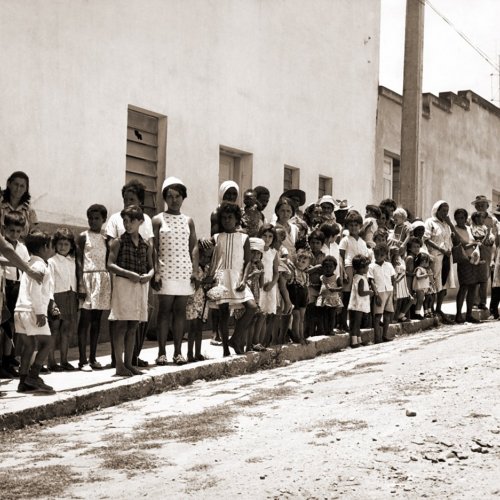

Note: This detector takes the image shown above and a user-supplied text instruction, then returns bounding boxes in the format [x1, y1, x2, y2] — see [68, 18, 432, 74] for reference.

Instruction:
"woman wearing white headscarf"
[424, 200, 456, 323]
[210, 181, 239, 235]
[152, 177, 198, 365]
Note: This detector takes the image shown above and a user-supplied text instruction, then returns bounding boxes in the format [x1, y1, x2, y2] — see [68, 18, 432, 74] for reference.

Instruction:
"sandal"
[155, 355, 168, 366]
[210, 339, 223, 346]
[173, 354, 187, 366]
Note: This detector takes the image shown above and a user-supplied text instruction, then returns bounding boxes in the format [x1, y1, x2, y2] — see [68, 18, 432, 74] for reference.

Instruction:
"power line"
[420, 0, 500, 73]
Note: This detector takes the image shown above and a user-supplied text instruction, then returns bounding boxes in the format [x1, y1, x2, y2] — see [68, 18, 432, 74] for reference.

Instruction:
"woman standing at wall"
[1, 171, 38, 236]
[152, 177, 198, 366]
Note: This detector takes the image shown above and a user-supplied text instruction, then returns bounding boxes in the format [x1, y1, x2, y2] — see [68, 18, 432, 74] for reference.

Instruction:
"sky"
[379, 0, 500, 103]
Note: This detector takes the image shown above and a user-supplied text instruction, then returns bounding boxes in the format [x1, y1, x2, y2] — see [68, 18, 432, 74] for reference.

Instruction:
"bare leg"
[350, 310, 363, 346]
[382, 312, 393, 340]
[124, 321, 141, 374]
[231, 300, 257, 351]
[77, 310, 91, 366]
[89, 310, 103, 364]
[373, 313, 382, 343]
[112, 321, 132, 376]
[219, 304, 231, 356]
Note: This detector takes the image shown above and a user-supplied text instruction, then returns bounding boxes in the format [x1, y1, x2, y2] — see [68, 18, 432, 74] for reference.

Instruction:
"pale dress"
[212, 232, 254, 306]
[80, 231, 111, 310]
[259, 247, 278, 314]
[394, 261, 411, 299]
[156, 212, 194, 296]
[347, 274, 371, 313]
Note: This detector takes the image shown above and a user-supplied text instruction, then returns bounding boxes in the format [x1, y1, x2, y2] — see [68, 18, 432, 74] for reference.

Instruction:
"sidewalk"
[0, 301, 490, 431]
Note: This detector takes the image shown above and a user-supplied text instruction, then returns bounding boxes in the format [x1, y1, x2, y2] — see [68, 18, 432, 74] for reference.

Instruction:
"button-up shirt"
[368, 261, 396, 292]
[48, 253, 77, 293]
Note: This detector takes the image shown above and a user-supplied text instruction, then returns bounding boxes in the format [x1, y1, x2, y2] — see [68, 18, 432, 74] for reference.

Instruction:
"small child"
[405, 237, 422, 319]
[275, 226, 293, 315]
[305, 229, 326, 337]
[15, 230, 56, 393]
[287, 248, 312, 344]
[208, 202, 257, 356]
[241, 189, 263, 237]
[361, 205, 381, 248]
[339, 212, 371, 331]
[0, 211, 30, 378]
[348, 255, 373, 347]
[368, 243, 396, 343]
[412, 252, 434, 318]
[243, 237, 265, 351]
[107, 205, 154, 377]
[469, 211, 493, 265]
[76, 204, 111, 371]
[316, 256, 343, 335]
[390, 246, 414, 322]
[186, 241, 213, 362]
[389, 208, 412, 255]
[47, 228, 78, 371]
[256, 225, 279, 347]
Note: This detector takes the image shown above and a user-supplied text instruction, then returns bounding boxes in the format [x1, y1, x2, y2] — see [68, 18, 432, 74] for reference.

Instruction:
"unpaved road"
[0, 322, 499, 499]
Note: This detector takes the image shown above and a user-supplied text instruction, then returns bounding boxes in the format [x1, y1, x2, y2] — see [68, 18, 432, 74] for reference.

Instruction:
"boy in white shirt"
[15, 230, 56, 393]
[368, 243, 396, 344]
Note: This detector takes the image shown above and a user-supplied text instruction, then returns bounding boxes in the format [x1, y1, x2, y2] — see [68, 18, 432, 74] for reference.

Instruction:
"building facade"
[1, 0, 381, 236]
[376, 86, 500, 218]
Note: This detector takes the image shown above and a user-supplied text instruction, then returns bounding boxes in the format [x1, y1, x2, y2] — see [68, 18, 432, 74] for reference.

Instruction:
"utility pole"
[400, 0, 425, 216]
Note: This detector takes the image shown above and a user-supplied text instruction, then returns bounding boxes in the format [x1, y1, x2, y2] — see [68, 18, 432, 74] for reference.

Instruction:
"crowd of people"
[1, 170, 499, 395]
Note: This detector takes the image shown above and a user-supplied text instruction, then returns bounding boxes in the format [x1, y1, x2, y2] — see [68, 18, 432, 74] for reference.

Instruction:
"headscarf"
[218, 181, 239, 203]
[431, 200, 448, 220]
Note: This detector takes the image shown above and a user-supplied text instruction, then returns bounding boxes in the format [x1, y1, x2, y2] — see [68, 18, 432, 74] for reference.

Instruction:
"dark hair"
[162, 183, 187, 201]
[122, 179, 146, 205]
[52, 227, 76, 256]
[258, 223, 279, 250]
[308, 229, 325, 244]
[319, 222, 340, 239]
[87, 204, 108, 220]
[274, 197, 295, 217]
[414, 252, 430, 267]
[373, 243, 389, 257]
[296, 248, 313, 262]
[378, 206, 391, 220]
[25, 229, 51, 255]
[254, 186, 270, 197]
[471, 211, 484, 224]
[344, 212, 363, 226]
[322, 255, 338, 269]
[3, 210, 26, 228]
[454, 208, 468, 220]
[3, 171, 31, 205]
[352, 254, 370, 272]
[380, 198, 397, 212]
[407, 237, 422, 251]
[217, 201, 242, 229]
[120, 205, 144, 221]
[365, 204, 382, 218]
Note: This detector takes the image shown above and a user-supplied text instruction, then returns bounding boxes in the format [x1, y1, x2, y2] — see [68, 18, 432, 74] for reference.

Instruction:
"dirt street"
[0, 322, 499, 499]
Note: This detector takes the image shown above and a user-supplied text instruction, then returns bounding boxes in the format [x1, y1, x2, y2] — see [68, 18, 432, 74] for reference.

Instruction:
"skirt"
[109, 276, 149, 322]
[53, 291, 78, 321]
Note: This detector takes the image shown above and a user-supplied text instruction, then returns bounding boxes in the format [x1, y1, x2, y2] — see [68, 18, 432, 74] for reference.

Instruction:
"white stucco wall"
[376, 87, 500, 218]
[1, 0, 380, 236]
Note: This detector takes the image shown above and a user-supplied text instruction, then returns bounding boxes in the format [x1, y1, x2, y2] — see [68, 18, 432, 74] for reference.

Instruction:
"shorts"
[373, 291, 394, 315]
[287, 283, 308, 308]
[14, 311, 51, 336]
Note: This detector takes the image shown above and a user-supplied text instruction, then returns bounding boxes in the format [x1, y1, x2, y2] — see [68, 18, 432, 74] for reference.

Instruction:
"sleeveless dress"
[212, 232, 254, 306]
[156, 212, 194, 296]
[394, 261, 411, 299]
[259, 247, 277, 314]
[347, 274, 371, 313]
[316, 274, 343, 308]
[80, 230, 111, 310]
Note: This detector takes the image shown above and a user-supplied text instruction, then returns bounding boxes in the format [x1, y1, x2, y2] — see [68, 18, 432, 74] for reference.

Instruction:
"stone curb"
[0, 317, 440, 431]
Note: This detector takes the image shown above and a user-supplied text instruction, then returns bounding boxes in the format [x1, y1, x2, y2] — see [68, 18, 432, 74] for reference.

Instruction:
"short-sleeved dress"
[316, 274, 343, 308]
[259, 247, 277, 314]
[155, 212, 194, 296]
[80, 230, 111, 310]
[347, 274, 371, 313]
[394, 261, 411, 299]
[211, 232, 254, 306]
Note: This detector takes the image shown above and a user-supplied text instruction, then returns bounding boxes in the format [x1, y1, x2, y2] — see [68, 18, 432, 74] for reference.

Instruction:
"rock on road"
[0, 322, 499, 499]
